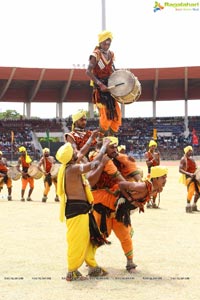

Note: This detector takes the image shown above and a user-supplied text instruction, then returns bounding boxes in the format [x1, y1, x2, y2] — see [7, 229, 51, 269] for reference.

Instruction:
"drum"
[50, 164, 61, 179]
[195, 169, 200, 183]
[28, 164, 43, 179]
[7, 166, 21, 181]
[108, 69, 141, 104]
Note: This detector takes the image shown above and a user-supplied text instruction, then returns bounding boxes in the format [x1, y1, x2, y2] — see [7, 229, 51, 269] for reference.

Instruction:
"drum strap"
[97, 78, 118, 120]
[112, 62, 116, 71]
[100, 92, 117, 120]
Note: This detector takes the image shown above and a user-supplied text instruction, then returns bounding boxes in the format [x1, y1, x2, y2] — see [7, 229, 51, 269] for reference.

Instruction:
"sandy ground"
[1, 162, 200, 300]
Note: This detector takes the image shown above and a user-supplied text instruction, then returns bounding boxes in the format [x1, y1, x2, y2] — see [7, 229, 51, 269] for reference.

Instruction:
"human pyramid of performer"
[0, 30, 198, 282]
[0, 30, 168, 281]
[54, 28, 169, 281]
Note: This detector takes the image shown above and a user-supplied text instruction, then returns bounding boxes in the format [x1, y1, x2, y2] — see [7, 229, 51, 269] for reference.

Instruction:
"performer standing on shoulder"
[86, 30, 122, 136]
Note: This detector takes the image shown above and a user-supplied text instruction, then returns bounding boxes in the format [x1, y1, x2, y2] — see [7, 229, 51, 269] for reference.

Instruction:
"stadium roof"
[0, 66, 200, 104]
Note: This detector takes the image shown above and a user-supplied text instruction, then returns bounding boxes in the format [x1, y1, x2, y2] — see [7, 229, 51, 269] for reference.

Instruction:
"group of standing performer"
[0, 146, 59, 203]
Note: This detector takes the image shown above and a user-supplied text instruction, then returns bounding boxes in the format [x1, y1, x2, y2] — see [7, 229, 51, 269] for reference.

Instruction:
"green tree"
[0, 110, 22, 119]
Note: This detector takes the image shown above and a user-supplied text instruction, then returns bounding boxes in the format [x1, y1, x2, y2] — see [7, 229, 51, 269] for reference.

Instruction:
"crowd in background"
[0, 116, 200, 161]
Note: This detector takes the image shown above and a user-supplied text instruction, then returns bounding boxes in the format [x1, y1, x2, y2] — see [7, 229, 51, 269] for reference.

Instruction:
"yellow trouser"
[66, 213, 97, 271]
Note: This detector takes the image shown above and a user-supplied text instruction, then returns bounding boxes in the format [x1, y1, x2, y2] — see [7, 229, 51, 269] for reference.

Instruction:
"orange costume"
[92, 158, 134, 263]
[39, 149, 59, 202]
[20, 156, 34, 190]
[0, 154, 12, 200]
[88, 31, 122, 134]
[113, 153, 141, 181]
[43, 157, 56, 195]
[66, 130, 96, 151]
[144, 140, 160, 207]
[185, 156, 199, 202]
[17, 146, 34, 201]
[179, 145, 200, 213]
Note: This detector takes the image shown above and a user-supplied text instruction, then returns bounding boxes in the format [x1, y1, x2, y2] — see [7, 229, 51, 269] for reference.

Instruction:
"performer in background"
[38, 148, 59, 203]
[16, 146, 34, 202]
[117, 145, 126, 154]
[179, 145, 200, 213]
[0, 151, 12, 201]
[144, 140, 160, 208]
[86, 30, 122, 136]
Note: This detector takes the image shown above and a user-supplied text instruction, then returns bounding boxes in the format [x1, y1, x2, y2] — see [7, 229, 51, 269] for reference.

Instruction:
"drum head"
[7, 166, 21, 181]
[28, 165, 43, 179]
[195, 169, 200, 183]
[50, 164, 60, 178]
[108, 70, 135, 97]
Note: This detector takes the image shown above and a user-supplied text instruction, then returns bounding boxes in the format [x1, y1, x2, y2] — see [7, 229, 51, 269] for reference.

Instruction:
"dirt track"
[1, 162, 200, 300]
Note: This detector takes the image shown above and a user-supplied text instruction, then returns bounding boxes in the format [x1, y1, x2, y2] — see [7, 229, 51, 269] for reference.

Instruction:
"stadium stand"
[0, 116, 199, 162]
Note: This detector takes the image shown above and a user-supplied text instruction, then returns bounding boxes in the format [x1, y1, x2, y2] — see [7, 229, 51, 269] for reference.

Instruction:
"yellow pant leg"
[85, 242, 98, 268]
[66, 214, 92, 271]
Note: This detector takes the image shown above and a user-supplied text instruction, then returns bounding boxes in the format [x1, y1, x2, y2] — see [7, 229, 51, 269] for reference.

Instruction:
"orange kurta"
[91, 48, 121, 134]
[92, 159, 133, 260]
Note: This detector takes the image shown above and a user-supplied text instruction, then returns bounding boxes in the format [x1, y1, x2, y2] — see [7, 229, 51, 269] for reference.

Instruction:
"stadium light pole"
[101, 0, 125, 118]
[101, 0, 106, 30]
[89, 0, 106, 118]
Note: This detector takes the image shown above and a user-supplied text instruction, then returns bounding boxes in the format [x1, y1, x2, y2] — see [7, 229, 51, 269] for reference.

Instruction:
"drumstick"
[107, 82, 125, 89]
